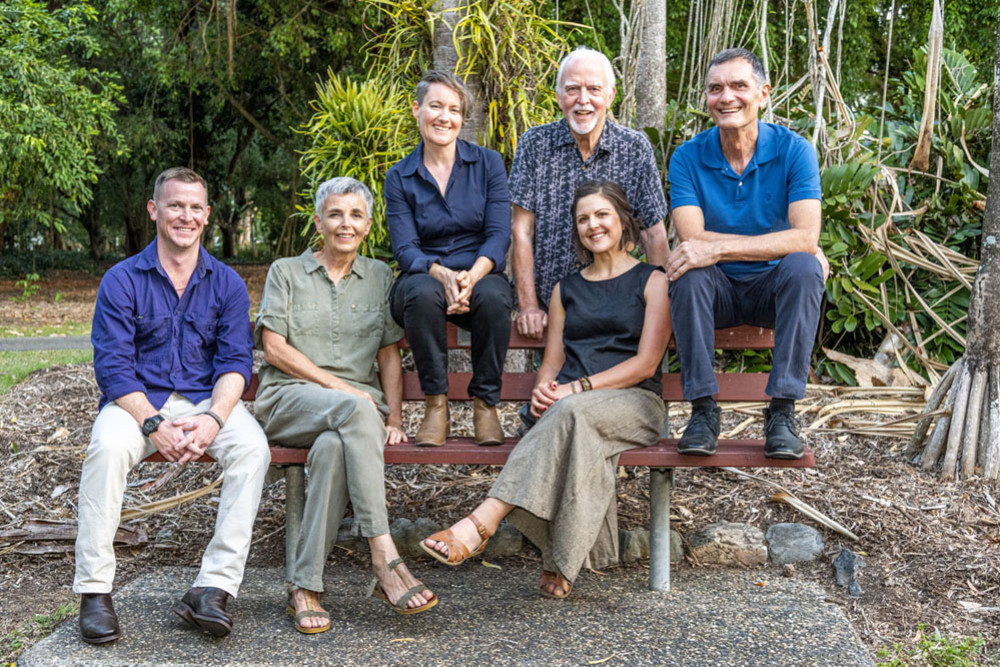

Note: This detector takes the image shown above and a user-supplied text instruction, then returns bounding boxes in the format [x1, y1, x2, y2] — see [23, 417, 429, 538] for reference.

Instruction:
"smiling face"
[557, 55, 615, 137]
[574, 193, 624, 257]
[412, 82, 464, 148]
[705, 57, 769, 131]
[147, 179, 210, 253]
[314, 192, 372, 257]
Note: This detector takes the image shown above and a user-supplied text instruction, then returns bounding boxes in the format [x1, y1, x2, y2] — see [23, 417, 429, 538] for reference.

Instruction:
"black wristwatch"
[141, 414, 165, 437]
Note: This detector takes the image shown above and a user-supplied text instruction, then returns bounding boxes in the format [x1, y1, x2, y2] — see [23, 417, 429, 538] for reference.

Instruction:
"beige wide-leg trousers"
[73, 394, 271, 598]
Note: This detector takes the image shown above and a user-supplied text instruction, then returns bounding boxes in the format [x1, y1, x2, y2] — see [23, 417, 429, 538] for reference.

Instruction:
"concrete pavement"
[19, 563, 873, 666]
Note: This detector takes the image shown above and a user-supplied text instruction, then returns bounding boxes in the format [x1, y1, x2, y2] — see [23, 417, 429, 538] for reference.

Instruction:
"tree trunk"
[432, 0, 486, 142]
[912, 24, 1000, 481]
[635, 0, 666, 134]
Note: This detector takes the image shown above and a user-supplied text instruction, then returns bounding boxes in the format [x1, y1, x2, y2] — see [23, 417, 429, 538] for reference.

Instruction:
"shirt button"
[739, 181, 743, 186]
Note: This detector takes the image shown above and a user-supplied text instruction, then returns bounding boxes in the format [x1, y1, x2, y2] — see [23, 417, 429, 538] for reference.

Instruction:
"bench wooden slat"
[147, 439, 813, 468]
[403, 323, 774, 351]
[401, 371, 771, 402]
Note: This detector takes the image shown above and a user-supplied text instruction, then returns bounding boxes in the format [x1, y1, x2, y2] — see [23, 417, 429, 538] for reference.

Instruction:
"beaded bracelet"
[579, 376, 593, 392]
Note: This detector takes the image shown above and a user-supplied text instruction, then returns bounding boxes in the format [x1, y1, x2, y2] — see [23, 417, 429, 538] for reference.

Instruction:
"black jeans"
[668, 252, 824, 401]
[390, 272, 512, 405]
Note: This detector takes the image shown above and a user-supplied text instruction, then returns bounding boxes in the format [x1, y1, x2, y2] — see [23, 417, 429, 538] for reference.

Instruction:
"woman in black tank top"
[421, 181, 672, 599]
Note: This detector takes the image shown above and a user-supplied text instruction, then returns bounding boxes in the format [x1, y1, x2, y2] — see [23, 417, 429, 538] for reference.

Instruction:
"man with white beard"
[509, 46, 669, 341]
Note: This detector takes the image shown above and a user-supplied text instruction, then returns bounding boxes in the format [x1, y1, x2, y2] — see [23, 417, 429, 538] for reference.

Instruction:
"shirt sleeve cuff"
[104, 380, 147, 405]
[212, 365, 252, 392]
[669, 197, 702, 210]
[254, 315, 287, 348]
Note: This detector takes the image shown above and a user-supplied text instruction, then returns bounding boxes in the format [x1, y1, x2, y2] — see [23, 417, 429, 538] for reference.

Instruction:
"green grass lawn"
[0, 322, 91, 338]
[0, 349, 93, 397]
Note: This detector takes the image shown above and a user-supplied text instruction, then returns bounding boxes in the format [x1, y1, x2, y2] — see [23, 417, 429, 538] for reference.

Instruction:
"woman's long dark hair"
[569, 180, 641, 263]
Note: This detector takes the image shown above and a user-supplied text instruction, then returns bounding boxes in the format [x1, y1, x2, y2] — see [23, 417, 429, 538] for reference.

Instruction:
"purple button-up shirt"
[91, 239, 252, 410]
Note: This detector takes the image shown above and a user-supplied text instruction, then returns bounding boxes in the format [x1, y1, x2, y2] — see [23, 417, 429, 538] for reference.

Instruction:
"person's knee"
[668, 266, 715, 300]
[84, 431, 133, 470]
[470, 277, 512, 318]
[403, 274, 446, 309]
[308, 430, 343, 465]
[776, 252, 824, 290]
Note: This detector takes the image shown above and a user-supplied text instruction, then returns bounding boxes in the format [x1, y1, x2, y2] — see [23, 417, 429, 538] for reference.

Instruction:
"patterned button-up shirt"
[508, 118, 667, 307]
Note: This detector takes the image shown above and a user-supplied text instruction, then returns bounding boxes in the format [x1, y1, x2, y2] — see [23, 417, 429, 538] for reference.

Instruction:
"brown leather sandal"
[539, 570, 573, 599]
[419, 514, 494, 566]
[286, 587, 331, 634]
[368, 558, 438, 615]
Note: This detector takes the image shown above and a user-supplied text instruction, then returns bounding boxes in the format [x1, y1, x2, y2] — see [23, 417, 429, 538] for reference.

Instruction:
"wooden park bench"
[149, 322, 813, 592]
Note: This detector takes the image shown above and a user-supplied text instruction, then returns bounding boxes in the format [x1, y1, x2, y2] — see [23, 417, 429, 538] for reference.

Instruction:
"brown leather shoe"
[415, 395, 449, 447]
[172, 586, 233, 637]
[473, 396, 504, 446]
[79, 593, 121, 644]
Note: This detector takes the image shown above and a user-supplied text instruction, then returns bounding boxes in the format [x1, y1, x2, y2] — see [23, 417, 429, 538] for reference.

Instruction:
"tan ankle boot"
[415, 395, 449, 447]
[473, 396, 504, 446]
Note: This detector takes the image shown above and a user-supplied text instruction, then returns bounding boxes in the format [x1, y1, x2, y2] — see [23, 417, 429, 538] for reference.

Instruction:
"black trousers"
[390, 272, 512, 405]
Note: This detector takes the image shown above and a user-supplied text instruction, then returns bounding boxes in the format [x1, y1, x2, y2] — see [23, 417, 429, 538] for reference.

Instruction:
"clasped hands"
[530, 380, 574, 417]
[430, 264, 474, 315]
[149, 414, 220, 466]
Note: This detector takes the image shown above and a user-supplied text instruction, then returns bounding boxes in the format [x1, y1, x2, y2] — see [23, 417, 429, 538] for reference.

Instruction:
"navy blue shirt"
[385, 139, 511, 274]
[91, 239, 253, 410]
[668, 121, 822, 279]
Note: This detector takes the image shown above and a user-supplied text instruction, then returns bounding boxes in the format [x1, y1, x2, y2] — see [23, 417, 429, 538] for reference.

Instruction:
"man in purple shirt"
[74, 167, 270, 644]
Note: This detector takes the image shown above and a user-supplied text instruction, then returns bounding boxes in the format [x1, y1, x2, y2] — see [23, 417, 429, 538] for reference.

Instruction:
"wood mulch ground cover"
[1, 268, 997, 663]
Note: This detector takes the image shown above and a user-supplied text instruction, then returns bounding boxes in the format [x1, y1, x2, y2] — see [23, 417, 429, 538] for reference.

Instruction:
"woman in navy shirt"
[385, 71, 512, 447]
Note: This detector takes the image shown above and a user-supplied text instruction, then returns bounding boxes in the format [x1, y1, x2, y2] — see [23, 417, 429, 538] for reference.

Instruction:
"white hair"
[556, 46, 615, 92]
[314, 177, 374, 218]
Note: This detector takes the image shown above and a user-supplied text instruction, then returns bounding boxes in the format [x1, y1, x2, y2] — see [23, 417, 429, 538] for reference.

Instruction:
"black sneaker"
[763, 408, 804, 459]
[677, 405, 722, 456]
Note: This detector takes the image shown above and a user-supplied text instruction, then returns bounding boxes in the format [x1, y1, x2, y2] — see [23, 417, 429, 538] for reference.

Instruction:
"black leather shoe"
[172, 587, 233, 637]
[677, 405, 722, 456]
[79, 593, 121, 645]
[763, 407, 804, 459]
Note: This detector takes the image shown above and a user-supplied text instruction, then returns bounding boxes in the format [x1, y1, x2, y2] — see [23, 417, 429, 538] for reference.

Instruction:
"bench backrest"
[242, 323, 774, 403]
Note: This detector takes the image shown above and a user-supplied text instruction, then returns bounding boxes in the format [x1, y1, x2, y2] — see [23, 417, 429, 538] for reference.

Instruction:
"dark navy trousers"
[390, 272, 512, 405]
[668, 252, 824, 401]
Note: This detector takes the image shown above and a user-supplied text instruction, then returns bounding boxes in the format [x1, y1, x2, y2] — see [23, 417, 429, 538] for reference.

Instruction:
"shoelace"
[766, 410, 798, 434]
[687, 408, 719, 434]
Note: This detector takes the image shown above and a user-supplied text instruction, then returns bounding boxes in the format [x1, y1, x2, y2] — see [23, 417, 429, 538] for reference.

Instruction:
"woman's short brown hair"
[570, 180, 641, 263]
[415, 70, 471, 118]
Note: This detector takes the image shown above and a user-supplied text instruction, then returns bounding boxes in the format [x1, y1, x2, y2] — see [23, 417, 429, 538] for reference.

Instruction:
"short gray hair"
[314, 177, 374, 218]
[705, 48, 768, 87]
[556, 46, 615, 92]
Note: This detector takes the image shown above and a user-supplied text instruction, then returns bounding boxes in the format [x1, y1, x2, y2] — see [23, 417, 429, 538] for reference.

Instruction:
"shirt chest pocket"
[134, 315, 171, 358]
[346, 302, 383, 338]
[183, 313, 217, 363]
[289, 302, 323, 338]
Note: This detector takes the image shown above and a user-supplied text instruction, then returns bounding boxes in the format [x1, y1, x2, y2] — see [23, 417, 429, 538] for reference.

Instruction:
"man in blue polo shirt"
[74, 167, 270, 644]
[667, 48, 828, 459]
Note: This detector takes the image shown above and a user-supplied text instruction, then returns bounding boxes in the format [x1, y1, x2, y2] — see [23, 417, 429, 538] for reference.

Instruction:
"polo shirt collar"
[137, 237, 211, 277]
[700, 120, 778, 170]
[300, 248, 368, 279]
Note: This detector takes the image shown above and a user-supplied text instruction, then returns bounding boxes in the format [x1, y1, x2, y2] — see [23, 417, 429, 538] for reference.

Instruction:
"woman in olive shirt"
[255, 177, 437, 633]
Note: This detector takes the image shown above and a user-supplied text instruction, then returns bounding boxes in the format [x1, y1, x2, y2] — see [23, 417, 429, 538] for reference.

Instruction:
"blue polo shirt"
[385, 139, 511, 274]
[668, 121, 821, 279]
[91, 239, 253, 410]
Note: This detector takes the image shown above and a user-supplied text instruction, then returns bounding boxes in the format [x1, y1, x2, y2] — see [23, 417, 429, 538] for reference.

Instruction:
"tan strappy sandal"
[368, 558, 438, 615]
[419, 514, 494, 566]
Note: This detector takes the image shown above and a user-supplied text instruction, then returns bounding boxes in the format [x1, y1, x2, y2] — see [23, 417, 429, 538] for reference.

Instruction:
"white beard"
[567, 107, 599, 135]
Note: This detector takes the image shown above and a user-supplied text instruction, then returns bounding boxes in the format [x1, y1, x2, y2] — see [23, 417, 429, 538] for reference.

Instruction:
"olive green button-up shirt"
[254, 250, 403, 417]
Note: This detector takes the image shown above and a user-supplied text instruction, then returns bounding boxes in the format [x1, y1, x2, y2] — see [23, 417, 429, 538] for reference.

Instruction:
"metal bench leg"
[649, 467, 675, 592]
[284, 465, 305, 583]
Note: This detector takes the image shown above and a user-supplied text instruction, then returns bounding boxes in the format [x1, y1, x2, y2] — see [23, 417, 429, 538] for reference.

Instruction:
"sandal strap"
[468, 513, 493, 541]
[427, 526, 472, 564]
[392, 583, 430, 610]
[294, 609, 330, 621]
[387, 557, 405, 571]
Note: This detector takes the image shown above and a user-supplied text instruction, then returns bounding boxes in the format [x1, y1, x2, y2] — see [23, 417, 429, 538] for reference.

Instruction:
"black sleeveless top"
[555, 262, 664, 396]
